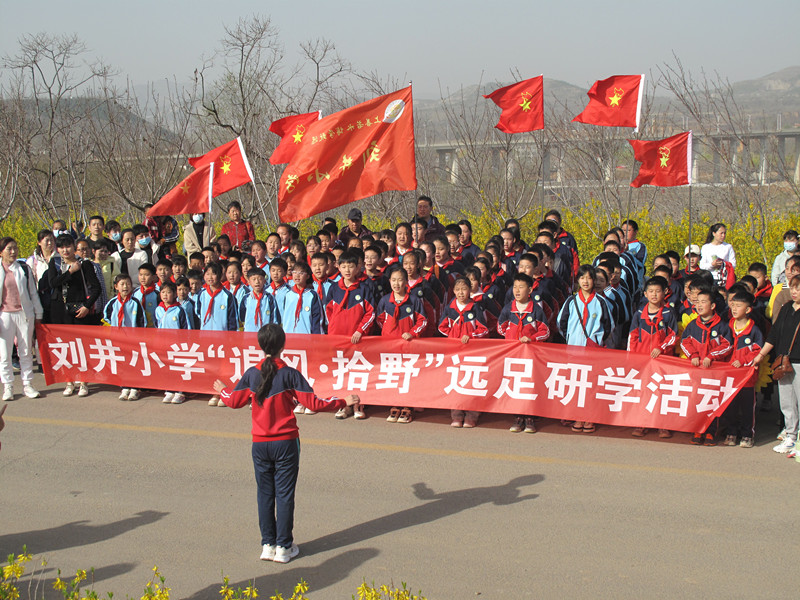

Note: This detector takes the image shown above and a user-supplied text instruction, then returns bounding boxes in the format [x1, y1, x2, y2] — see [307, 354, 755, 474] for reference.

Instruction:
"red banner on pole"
[37, 324, 751, 432]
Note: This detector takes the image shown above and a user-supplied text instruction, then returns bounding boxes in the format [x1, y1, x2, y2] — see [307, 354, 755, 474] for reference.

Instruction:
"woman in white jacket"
[0, 237, 44, 401]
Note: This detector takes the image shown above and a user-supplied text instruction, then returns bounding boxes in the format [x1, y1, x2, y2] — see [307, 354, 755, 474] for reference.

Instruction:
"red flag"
[147, 163, 213, 217]
[188, 137, 253, 197]
[278, 86, 416, 222]
[268, 111, 321, 165]
[629, 131, 692, 187]
[484, 76, 544, 133]
[573, 75, 644, 130]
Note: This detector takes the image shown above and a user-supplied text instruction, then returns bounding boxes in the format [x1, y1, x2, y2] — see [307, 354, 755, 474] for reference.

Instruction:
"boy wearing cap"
[681, 245, 707, 279]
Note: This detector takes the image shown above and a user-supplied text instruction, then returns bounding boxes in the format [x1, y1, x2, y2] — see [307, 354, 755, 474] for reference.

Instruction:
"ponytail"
[254, 324, 286, 406]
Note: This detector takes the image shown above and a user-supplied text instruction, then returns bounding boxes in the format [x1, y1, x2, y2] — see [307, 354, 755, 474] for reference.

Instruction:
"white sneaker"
[773, 438, 796, 454]
[162, 392, 175, 404]
[171, 393, 185, 404]
[77, 383, 89, 397]
[259, 544, 276, 561]
[63, 382, 76, 396]
[119, 388, 130, 401]
[3, 384, 13, 401]
[208, 396, 219, 406]
[22, 384, 40, 399]
[293, 404, 305, 414]
[272, 544, 299, 564]
[777, 429, 787, 441]
[304, 407, 317, 415]
[127, 389, 139, 401]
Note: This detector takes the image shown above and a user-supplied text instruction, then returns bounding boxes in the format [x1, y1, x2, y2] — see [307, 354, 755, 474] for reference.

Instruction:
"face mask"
[138, 237, 151, 247]
[111, 232, 121, 242]
[53, 229, 67, 237]
[785, 241, 797, 252]
[192, 214, 204, 224]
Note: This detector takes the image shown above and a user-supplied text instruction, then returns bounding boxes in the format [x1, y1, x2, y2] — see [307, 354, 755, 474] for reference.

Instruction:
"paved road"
[1, 373, 798, 599]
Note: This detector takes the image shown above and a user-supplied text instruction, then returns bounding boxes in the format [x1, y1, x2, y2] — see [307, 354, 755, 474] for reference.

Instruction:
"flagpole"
[688, 185, 693, 252]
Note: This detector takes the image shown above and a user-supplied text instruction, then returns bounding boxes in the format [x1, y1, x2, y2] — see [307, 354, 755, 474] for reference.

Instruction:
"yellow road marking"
[7, 415, 776, 482]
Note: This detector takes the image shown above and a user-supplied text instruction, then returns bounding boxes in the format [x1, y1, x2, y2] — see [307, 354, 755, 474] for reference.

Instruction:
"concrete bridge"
[421, 130, 800, 186]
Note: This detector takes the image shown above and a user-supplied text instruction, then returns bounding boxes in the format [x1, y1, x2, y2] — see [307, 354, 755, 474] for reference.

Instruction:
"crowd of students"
[3, 195, 800, 459]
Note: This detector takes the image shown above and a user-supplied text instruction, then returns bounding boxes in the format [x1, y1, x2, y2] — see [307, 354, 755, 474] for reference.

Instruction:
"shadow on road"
[302, 474, 543, 556]
[184, 548, 379, 600]
[0, 510, 169, 556]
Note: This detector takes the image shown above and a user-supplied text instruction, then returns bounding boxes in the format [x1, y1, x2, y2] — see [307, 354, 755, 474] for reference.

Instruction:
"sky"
[1, 0, 799, 99]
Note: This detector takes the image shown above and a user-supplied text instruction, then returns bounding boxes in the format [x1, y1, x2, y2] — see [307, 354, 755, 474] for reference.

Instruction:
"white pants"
[0, 311, 35, 385]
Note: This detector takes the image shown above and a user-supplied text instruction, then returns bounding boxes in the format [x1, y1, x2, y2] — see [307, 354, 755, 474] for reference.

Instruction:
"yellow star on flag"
[520, 98, 531, 112]
[180, 182, 190, 195]
[608, 93, 622, 107]
[660, 155, 669, 168]
[219, 156, 232, 174]
[292, 125, 305, 144]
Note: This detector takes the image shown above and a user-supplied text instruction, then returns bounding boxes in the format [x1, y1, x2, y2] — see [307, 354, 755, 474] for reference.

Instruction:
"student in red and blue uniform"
[324, 251, 375, 420]
[627, 276, 679, 438]
[748, 262, 773, 317]
[280, 262, 322, 335]
[438, 276, 490, 429]
[464, 266, 501, 336]
[680, 289, 734, 445]
[432, 235, 464, 298]
[214, 324, 359, 564]
[720, 291, 763, 447]
[456, 219, 480, 264]
[403, 250, 440, 338]
[376, 267, 428, 425]
[498, 273, 550, 435]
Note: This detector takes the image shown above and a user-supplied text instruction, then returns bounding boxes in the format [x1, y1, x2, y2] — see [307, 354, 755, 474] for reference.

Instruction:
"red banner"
[37, 324, 752, 432]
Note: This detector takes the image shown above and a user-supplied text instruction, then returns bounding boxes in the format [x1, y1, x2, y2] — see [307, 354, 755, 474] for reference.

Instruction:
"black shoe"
[690, 433, 703, 445]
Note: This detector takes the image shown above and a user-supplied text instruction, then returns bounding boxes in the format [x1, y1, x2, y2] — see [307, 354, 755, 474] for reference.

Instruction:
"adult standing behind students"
[771, 229, 800, 286]
[338, 208, 373, 243]
[213, 325, 360, 564]
[184, 213, 217, 254]
[0, 237, 43, 401]
[47, 234, 102, 397]
[700, 223, 736, 287]
[221, 201, 255, 251]
[412, 195, 445, 240]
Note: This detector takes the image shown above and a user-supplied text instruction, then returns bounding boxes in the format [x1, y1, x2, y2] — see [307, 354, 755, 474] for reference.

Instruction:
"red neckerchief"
[729, 318, 754, 345]
[577, 290, 596, 327]
[219, 254, 229, 261]
[397, 246, 411, 256]
[642, 305, 664, 332]
[312, 275, 327, 299]
[755, 282, 773, 299]
[279, 245, 289, 254]
[240, 275, 248, 285]
[202, 284, 223, 324]
[531, 275, 543, 290]
[257, 260, 269, 270]
[139, 284, 156, 299]
[292, 284, 307, 324]
[438, 258, 454, 270]
[170, 275, 176, 283]
[270, 281, 284, 293]
[407, 276, 422, 292]
[450, 298, 474, 322]
[257, 357, 287, 371]
[696, 314, 722, 345]
[251, 291, 265, 327]
[338, 279, 360, 308]
[224, 281, 242, 297]
[116, 293, 131, 327]
[512, 300, 533, 339]
[390, 293, 410, 320]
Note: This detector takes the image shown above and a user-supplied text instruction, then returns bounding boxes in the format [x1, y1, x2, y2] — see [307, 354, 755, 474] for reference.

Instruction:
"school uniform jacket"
[557, 292, 613, 347]
[680, 314, 734, 362]
[239, 291, 280, 332]
[281, 286, 322, 334]
[324, 279, 375, 336]
[220, 359, 346, 441]
[438, 299, 489, 339]
[498, 300, 550, 342]
[627, 305, 679, 355]
[155, 302, 189, 330]
[224, 281, 250, 320]
[376, 292, 428, 338]
[179, 298, 197, 329]
[132, 285, 159, 328]
[103, 295, 145, 328]
[266, 281, 289, 309]
[194, 285, 237, 331]
[728, 318, 764, 385]
[408, 277, 441, 337]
